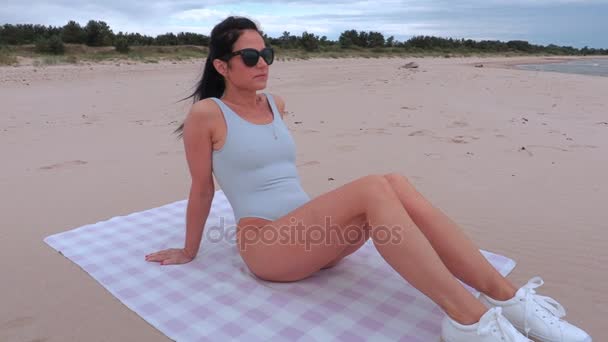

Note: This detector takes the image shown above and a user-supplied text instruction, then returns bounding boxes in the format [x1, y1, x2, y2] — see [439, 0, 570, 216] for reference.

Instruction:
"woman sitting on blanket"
[145, 16, 591, 342]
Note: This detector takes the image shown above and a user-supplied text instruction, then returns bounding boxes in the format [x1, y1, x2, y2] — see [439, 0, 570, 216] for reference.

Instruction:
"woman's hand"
[145, 248, 194, 265]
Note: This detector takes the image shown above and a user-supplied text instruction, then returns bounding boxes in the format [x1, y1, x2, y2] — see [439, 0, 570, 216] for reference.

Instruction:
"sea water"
[516, 58, 608, 77]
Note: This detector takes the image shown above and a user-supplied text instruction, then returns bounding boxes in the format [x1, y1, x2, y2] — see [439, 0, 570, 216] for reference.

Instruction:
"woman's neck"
[221, 87, 260, 108]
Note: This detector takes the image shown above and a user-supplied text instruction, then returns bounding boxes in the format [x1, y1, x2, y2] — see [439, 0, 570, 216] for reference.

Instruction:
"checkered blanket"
[44, 190, 516, 341]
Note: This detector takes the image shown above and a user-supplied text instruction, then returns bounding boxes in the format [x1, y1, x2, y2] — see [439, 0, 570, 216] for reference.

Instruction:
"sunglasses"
[221, 47, 274, 67]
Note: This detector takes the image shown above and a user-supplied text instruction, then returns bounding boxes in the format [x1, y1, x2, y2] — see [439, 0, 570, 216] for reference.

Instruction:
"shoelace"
[477, 307, 523, 341]
[520, 276, 566, 338]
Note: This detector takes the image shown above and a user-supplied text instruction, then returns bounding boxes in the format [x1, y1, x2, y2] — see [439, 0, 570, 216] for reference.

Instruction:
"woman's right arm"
[182, 101, 217, 259]
[183, 191, 213, 259]
[145, 101, 217, 265]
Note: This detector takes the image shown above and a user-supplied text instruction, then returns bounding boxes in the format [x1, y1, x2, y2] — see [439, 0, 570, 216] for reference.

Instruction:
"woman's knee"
[384, 172, 422, 200]
[383, 172, 410, 185]
[359, 174, 394, 195]
[357, 174, 398, 206]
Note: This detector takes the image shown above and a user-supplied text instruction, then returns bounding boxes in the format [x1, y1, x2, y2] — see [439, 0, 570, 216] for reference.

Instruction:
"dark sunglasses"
[221, 47, 274, 67]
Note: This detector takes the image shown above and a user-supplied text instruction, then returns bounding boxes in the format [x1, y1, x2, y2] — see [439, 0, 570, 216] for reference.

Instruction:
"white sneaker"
[479, 276, 592, 342]
[441, 306, 532, 341]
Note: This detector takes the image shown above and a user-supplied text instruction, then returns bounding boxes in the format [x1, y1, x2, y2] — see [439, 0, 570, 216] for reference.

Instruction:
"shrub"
[300, 31, 320, 52]
[114, 37, 130, 53]
[65, 55, 78, 63]
[35, 35, 65, 54]
[0, 46, 18, 65]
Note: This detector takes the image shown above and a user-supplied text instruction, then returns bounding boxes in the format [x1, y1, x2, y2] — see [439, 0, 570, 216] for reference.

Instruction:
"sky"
[1, 0, 607, 48]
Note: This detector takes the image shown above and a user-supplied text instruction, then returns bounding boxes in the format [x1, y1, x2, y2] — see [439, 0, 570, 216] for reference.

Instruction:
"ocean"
[516, 58, 608, 77]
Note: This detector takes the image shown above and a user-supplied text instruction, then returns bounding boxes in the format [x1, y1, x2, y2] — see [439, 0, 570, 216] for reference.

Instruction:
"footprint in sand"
[450, 137, 469, 144]
[300, 129, 320, 134]
[362, 128, 392, 136]
[1, 316, 35, 329]
[526, 145, 569, 152]
[158, 150, 185, 156]
[388, 122, 412, 128]
[517, 146, 534, 156]
[408, 129, 433, 137]
[450, 135, 480, 144]
[79, 114, 102, 125]
[431, 135, 479, 144]
[509, 117, 530, 125]
[335, 145, 357, 152]
[130, 119, 151, 125]
[447, 120, 469, 128]
[335, 128, 391, 137]
[39, 160, 88, 170]
[424, 153, 442, 159]
[568, 144, 598, 149]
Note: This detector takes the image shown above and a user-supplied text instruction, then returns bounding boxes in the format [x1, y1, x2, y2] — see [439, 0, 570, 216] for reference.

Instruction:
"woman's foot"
[441, 306, 532, 341]
[479, 276, 592, 342]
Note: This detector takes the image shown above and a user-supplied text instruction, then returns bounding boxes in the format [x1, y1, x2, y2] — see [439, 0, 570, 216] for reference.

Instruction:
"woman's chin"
[252, 81, 267, 90]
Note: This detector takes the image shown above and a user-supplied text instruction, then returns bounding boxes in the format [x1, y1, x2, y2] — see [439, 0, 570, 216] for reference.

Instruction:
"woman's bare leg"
[383, 173, 518, 301]
[320, 214, 371, 269]
[237, 175, 488, 325]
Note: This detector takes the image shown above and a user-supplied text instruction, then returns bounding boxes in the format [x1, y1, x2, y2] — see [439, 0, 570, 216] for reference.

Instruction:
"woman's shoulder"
[182, 98, 224, 135]
[191, 97, 221, 114]
[188, 98, 223, 122]
[266, 93, 287, 119]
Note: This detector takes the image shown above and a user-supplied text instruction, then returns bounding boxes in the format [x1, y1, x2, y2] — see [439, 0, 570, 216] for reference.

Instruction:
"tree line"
[1, 20, 606, 56]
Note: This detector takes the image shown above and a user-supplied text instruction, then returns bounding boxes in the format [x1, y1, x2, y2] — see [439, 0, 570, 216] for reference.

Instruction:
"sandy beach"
[1, 56, 607, 341]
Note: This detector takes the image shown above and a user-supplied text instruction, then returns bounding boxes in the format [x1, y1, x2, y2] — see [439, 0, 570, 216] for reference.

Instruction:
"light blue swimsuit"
[210, 93, 311, 223]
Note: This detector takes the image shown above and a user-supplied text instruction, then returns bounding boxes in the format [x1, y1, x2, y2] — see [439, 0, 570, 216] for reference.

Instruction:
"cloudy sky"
[2, 0, 607, 48]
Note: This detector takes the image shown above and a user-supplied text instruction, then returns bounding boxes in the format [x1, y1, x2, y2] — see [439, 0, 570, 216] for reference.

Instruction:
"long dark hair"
[172, 16, 262, 139]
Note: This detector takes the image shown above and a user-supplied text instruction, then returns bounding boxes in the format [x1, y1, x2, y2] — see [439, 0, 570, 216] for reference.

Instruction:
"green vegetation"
[34, 35, 65, 54]
[0, 45, 18, 65]
[114, 37, 130, 54]
[1, 20, 606, 66]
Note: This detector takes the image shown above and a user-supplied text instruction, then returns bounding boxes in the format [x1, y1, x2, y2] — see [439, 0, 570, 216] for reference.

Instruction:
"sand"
[1, 55, 607, 341]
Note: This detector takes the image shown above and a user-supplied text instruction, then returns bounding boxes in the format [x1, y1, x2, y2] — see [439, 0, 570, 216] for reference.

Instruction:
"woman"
[145, 16, 591, 342]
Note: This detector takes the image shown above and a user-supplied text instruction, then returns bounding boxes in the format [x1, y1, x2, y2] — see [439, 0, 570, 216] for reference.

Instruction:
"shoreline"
[468, 55, 608, 71]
